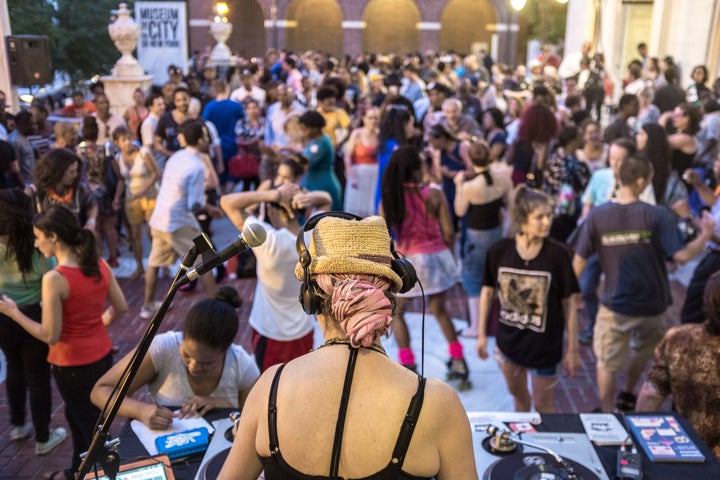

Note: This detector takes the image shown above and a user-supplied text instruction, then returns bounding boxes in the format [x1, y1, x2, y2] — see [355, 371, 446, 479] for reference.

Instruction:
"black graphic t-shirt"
[483, 238, 579, 368]
[155, 112, 181, 154]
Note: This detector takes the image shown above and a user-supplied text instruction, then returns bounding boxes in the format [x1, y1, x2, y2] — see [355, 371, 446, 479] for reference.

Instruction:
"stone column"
[342, 21, 365, 57]
[418, 22, 441, 53]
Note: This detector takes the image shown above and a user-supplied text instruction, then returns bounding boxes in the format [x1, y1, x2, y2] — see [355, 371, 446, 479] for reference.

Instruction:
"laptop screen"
[83, 455, 175, 480]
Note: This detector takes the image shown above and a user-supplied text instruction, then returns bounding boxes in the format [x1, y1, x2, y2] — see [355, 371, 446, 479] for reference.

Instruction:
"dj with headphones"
[218, 213, 479, 480]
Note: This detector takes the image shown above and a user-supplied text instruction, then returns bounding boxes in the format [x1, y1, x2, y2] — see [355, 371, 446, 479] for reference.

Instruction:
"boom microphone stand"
[76, 233, 216, 480]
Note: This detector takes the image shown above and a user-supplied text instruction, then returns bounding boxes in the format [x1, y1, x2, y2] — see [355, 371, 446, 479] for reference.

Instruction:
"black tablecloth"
[116, 409, 235, 480]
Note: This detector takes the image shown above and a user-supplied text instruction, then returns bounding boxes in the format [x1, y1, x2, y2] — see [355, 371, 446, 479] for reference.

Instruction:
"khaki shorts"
[147, 226, 200, 267]
[125, 196, 156, 225]
[592, 305, 665, 372]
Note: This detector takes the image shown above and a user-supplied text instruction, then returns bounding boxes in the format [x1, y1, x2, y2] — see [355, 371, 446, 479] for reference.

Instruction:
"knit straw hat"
[295, 215, 403, 292]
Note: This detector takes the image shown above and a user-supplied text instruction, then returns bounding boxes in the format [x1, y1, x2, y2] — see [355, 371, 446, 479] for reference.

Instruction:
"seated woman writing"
[91, 286, 260, 430]
[218, 214, 478, 480]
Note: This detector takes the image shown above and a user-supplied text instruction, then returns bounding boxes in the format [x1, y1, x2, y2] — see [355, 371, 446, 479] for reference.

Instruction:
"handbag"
[228, 145, 260, 179]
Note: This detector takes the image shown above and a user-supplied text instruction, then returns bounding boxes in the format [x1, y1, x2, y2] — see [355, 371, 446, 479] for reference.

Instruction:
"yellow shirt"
[319, 108, 351, 146]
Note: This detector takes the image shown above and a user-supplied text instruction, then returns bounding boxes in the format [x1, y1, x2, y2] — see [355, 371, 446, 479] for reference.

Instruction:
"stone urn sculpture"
[108, 3, 144, 77]
[209, 17, 233, 66]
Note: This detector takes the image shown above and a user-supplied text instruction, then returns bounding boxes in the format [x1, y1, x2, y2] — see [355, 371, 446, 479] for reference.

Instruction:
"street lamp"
[209, 1, 233, 67]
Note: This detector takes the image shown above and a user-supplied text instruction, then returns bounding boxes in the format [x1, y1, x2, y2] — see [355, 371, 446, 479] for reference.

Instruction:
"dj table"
[115, 410, 720, 479]
[470, 412, 720, 480]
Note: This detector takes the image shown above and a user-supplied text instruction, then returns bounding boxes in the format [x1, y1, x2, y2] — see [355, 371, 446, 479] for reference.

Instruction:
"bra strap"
[390, 375, 427, 468]
[267, 363, 287, 455]
[329, 346, 359, 479]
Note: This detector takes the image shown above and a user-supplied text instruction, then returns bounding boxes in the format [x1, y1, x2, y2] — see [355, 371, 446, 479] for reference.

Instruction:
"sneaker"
[10, 423, 32, 441]
[107, 257, 120, 268]
[36, 427, 67, 455]
[139, 301, 162, 319]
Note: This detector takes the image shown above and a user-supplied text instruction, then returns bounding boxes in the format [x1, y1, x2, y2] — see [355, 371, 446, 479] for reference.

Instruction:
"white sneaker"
[139, 301, 163, 319]
[10, 423, 32, 441]
[35, 427, 67, 455]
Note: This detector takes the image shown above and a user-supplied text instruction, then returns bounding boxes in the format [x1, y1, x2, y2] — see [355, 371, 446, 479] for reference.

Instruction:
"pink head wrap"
[315, 274, 393, 348]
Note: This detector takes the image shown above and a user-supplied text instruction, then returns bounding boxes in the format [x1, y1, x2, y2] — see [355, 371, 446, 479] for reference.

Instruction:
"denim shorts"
[462, 226, 503, 296]
[493, 346, 561, 377]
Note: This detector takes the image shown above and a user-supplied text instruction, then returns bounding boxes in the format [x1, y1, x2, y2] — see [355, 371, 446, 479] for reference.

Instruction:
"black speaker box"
[5, 35, 53, 86]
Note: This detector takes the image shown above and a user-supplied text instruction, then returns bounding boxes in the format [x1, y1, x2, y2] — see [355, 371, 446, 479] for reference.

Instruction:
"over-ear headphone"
[296, 212, 418, 315]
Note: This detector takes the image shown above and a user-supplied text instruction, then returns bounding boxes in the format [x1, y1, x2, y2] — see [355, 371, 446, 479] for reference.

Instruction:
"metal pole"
[271, 0, 278, 49]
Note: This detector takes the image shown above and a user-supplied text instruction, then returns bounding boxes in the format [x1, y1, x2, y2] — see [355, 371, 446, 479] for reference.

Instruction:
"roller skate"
[446, 357, 472, 391]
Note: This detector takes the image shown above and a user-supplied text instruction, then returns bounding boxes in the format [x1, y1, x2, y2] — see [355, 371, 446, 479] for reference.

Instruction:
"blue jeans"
[580, 254, 601, 335]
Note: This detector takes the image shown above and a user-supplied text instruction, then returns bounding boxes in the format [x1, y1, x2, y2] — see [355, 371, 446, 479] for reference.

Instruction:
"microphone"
[178, 223, 267, 286]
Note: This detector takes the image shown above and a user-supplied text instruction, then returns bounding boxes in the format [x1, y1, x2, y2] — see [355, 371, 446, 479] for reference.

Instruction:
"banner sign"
[135, 1, 188, 85]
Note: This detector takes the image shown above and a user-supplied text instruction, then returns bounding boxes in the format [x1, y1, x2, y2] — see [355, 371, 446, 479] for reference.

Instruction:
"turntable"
[194, 414, 238, 480]
[474, 424, 610, 480]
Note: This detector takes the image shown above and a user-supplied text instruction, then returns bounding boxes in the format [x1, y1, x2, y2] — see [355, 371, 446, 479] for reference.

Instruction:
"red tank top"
[48, 261, 113, 366]
[352, 142, 378, 165]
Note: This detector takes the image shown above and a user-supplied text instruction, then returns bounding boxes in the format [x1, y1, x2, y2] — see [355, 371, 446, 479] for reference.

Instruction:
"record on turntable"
[483, 452, 602, 480]
[472, 427, 610, 480]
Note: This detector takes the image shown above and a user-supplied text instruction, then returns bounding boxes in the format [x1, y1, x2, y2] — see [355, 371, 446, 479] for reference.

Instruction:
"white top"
[149, 147, 205, 233]
[148, 331, 259, 408]
[230, 86, 267, 106]
[246, 216, 315, 341]
[119, 147, 157, 197]
[93, 113, 127, 145]
[140, 113, 159, 148]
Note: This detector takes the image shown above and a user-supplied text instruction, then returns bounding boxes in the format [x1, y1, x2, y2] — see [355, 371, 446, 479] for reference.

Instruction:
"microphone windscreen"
[242, 223, 267, 247]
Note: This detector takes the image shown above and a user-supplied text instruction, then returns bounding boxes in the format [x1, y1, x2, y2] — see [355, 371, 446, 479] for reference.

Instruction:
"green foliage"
[8, 0, 136, 81]
[524, 0, 568, 44]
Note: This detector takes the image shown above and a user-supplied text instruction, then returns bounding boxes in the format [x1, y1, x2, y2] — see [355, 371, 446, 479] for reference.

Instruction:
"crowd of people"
[2, 41, 720, 477]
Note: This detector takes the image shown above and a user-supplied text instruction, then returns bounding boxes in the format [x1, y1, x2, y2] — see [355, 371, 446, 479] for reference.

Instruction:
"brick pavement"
[0, 275, 685, 479]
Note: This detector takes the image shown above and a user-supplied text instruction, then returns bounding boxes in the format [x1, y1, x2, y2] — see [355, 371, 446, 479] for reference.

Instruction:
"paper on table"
[579, 413, 629, 445]
[131, 415, 215, 455]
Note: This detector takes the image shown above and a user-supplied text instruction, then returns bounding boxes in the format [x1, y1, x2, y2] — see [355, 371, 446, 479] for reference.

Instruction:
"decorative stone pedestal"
[103, 3, 153, 117]
[101, 75, 153, 118]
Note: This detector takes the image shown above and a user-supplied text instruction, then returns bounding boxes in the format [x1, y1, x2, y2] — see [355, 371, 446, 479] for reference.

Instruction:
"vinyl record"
[483, 453, 601, 480]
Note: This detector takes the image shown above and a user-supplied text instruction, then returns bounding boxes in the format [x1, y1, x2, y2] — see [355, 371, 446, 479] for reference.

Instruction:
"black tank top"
[261, 349, 431, 480]
[467, 197, 504, 230]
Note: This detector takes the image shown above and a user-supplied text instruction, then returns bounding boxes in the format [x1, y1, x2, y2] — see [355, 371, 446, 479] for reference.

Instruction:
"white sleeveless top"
[118, 147, 158, 197]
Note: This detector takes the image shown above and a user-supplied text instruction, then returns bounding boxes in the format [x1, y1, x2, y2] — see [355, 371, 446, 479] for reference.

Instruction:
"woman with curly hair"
[0, 205, 127, 480]
[33, 148, 97, 230]
[0, 189, 66, 454]
[477, 186, 580, 413]
[507, 103, 558, 187]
